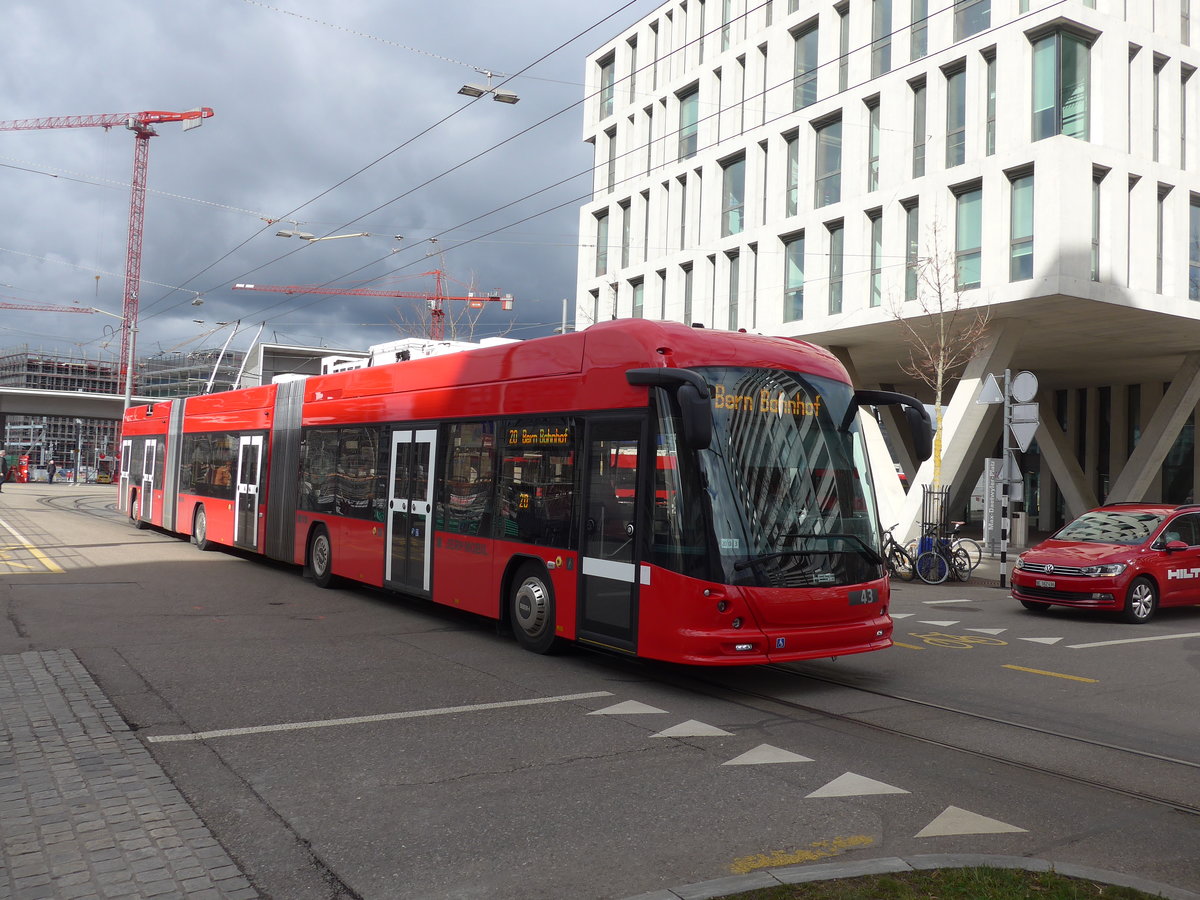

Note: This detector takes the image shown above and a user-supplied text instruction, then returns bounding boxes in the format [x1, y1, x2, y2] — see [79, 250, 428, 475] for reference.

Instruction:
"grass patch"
[722, 866, 1160, 899]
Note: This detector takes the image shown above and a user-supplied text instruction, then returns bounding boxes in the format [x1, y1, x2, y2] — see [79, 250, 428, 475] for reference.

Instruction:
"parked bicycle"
[914, 532, 973, 584]
[906, 520, 981, 577]
[882, 524, 915, 581]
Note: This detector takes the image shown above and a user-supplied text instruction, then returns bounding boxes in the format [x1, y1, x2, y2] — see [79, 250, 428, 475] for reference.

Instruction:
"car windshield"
[1054, 510, 1165, 545]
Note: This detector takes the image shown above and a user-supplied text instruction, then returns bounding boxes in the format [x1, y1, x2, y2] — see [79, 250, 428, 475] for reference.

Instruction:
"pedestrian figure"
[0, 456, 6, 492]
[47, 460, 57, 484]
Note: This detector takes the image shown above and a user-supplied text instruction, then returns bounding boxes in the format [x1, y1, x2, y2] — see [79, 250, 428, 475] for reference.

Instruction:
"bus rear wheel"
[130, 492, 148, 529]
[509, 563, 559, 654]
[308, 525, 337, 589]
[193, 506, 214, 551]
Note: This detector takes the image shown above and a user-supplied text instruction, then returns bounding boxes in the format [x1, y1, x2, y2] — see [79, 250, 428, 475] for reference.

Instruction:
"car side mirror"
[1165, 539, 1188, 552]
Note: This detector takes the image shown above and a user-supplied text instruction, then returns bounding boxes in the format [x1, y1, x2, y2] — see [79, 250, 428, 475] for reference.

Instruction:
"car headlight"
[1080, 563, 1126, 577]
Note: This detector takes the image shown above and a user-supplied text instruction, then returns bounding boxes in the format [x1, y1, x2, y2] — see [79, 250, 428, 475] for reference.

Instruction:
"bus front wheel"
[509, 563, 559, 654]
[308, 526, 337, 589]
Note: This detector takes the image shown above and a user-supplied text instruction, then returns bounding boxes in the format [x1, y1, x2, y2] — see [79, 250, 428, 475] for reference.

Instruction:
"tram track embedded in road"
[638, 658, 1200, 820]
[36, 490, 121, 521]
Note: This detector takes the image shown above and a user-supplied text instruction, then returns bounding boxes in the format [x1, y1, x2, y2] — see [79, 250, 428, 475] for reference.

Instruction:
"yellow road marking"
[0, 517, 65, 574]
[892, 641, 926, 650]
[1003, 664, 1097, 683]
[730, 835, 875, 874]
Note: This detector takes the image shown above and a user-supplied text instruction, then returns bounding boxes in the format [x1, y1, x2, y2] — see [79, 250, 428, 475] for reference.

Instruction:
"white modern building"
[577, 0, 1200, 540]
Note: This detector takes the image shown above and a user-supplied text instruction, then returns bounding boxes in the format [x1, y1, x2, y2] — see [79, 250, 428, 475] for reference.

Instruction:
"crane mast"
[0, 107, 214, 391]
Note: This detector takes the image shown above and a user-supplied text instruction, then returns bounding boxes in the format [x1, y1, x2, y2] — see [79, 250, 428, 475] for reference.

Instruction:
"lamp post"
[74, 418, 83, 484]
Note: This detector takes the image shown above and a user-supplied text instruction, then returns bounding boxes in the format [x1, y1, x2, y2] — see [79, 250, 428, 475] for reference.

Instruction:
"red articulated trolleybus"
[118, 320, 931, 665]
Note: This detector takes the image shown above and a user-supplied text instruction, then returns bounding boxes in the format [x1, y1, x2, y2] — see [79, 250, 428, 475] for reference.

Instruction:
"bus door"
[233, 435, 264, 551]
[118, 440, 132, 513]
[578, 420, 642, 651]
[386, 429, 437, 596]
[140, 439, 157, 522]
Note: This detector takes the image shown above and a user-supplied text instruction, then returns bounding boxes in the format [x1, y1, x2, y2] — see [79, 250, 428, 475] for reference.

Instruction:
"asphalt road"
[2, 483, 1199, 900]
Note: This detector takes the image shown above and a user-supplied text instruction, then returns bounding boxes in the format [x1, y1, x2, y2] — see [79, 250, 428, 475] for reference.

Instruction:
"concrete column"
[895, 319, 1024, 541]
[1033, 388, 1098, 520]
[1108, 356, 1200, 500]
[1109, 384, 1130, 477]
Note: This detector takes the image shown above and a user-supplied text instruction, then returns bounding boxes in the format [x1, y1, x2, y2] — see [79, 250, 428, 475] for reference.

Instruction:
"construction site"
[0, 344, 244, 476]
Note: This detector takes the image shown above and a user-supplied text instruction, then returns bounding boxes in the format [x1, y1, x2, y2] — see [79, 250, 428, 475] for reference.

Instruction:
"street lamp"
[275, 220, 370, 242]
[90, 307, 136, 413]
[458, 70, 520, 104]
[73, 418, 83, 484]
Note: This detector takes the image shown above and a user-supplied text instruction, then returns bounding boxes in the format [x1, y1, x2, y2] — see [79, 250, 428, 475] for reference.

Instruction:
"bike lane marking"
[0, 516, 65, 574]
[1002, 665, 1098, 683]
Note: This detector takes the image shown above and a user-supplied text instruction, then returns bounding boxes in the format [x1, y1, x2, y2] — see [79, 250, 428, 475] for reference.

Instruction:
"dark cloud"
[1, 0, 658, 363]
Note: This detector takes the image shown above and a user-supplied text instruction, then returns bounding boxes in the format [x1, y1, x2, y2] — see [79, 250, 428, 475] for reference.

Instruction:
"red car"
[1011, 502, 1200, 623]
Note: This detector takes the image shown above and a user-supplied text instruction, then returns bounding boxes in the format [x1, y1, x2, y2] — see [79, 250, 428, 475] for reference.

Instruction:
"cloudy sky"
[1, 1, 659, 368]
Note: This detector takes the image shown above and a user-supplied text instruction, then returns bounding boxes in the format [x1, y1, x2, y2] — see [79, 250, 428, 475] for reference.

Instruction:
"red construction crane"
[233, 269, 514, 340]
[0, 108, 214, 389]
[0, 300, 94, 314]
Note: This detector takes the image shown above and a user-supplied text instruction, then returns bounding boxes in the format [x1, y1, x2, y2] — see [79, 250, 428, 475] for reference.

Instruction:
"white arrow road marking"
[966, 628, 1007, 635]
[651, 720, 734, 738]
[722, 744, 814, 765]
[915, 806, 1027, 837]
[806, 772, 910, 798]
[890, 613, 915, 619]
[1020, 637, 1063, 645]
[587, 700, 668, 715]
[918, 620, 960, 626]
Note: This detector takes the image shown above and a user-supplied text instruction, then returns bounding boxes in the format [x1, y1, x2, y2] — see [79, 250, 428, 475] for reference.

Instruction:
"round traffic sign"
[1011, 370, 1038, 403]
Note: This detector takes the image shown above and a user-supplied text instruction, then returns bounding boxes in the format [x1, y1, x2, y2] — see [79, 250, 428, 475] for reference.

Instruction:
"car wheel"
[1019, 598, 1051, 612]
[193, 506, 213, 551]
[509, 562, 559, 654]
[309, 526, 337, 589]
[1122, 576, 1157, 624]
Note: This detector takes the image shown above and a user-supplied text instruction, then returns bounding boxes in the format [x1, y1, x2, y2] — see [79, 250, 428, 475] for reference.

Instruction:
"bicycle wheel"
[954, 537, 982, 570]
[888, 545, 915, 581]
[915, 550, 949, 584]
[950, 547, 972, 581]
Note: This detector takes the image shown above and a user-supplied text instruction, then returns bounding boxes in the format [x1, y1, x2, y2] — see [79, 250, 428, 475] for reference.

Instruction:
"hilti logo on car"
[1167, 567, 1200, 580]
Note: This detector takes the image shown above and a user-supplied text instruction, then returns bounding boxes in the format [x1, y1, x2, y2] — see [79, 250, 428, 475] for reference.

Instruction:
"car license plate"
[1036, 579, 1056, 588]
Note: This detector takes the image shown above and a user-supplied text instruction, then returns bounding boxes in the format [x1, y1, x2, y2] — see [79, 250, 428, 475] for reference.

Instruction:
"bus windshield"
[696, 366, 882, 589]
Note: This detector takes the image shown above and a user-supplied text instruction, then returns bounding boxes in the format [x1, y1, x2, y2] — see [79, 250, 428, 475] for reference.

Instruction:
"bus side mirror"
[678, 382, 712, 450]
[905, 405, 933, 462]
[841, 389, 932, 462]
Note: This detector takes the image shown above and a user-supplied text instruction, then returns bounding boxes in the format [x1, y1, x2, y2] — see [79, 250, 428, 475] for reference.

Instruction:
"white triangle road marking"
[651, 720, 734, 738]
[890, 613, 915, 619]
[722, 744, 814, 765]
[917, 620, 960, 626]
[966, 628, 1007, 635]
[587, 701, 669, 715]
[924, 599, 973, 604]
[915, 806, 1027, 837]
[806, 772, 910, 798]
[1020, 637, 1063, 645]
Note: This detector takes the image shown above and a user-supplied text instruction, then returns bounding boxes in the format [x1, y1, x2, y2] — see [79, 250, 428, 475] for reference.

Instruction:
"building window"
[784, 232, 805, 320]
[632, 279, 645, 318]
[1158, 185, 1171, 294]
[599, 54, 615, 119]
[985, 51, 997, 156]
[912, 79, 926, 178]
[828, 221, 845, 313]
[727, 252, 740, 329]
[869, 211, 883, 307]
[606, 128, 618, 192]
[628, 37, 639, 101]
[650, 22, 660, 89]
[793, 23, 819, 109]
[871, 0, 892, 77]
[838, 4, 850, 91]
[1190, 194, 1200, 300]
[867, 99, 881, 192]
[814, 118, 842, 208]
[955, 186, 982, 290]
[904, 201, 920, 300]
[954, 0, 989, 42]
[721, 0, 733, 50]
[1183, 68, 1193, 168]
[721, 155, 746, 236]
[678, 86, 699, 159]
[1009, 172, 1034, 282]
[946, 66, 966, 168]
[641, 190, 651, 263]
[1032, 31, 1090, 141]
[786, 132, 800, 216]
[682, 264, 695, 324]
[1185, 0, 1192, 45]
[1153, 55, 1167, 163]
[620, 200, 632, 269]
[678, 175, 689, 249]
[911, 0, 928, 61]
[1092, 169, 1105, 282]
[595, 210, 609, 276]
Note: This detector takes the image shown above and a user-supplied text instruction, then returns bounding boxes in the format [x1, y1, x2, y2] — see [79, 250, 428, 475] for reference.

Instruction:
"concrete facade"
[577, 0, 1200, 540]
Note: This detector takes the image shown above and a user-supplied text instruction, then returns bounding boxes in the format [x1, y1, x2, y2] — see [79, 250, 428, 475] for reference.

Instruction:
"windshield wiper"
[733, 533, 884, 571]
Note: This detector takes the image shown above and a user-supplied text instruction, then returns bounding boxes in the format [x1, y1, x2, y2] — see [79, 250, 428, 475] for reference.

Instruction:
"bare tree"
[890, 222, 990, 489]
